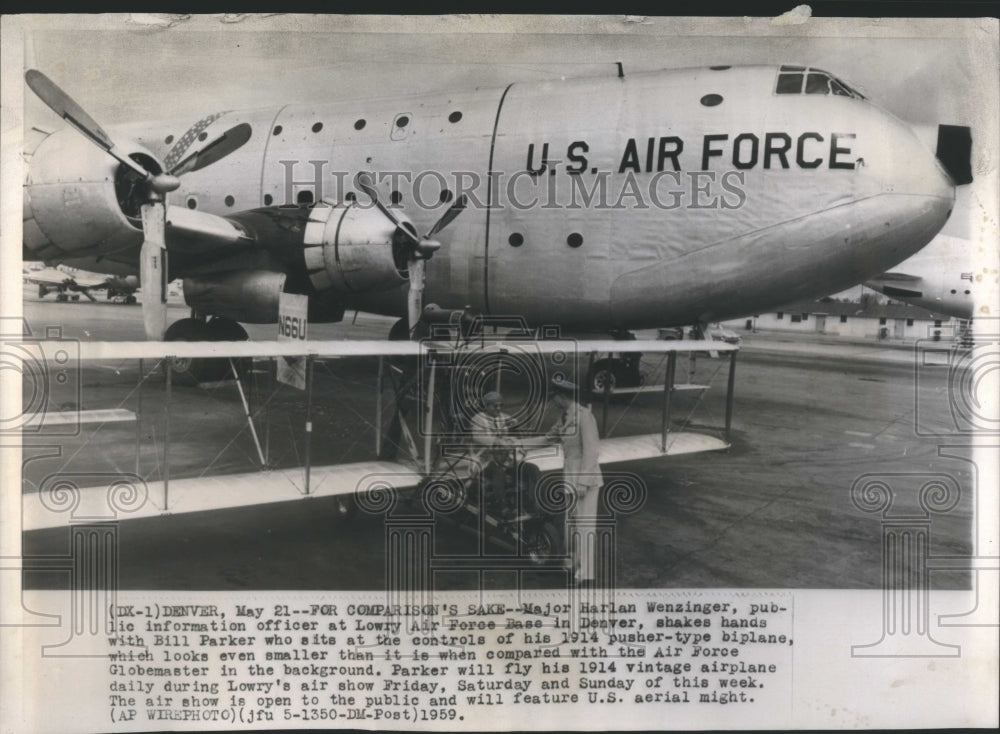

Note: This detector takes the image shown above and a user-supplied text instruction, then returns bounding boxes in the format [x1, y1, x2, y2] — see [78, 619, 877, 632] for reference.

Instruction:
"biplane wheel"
[56, 293, 68, 302]
[522, 520, 563, 566]
[71, 294, 80, 301]
[588, 359, 617, 394]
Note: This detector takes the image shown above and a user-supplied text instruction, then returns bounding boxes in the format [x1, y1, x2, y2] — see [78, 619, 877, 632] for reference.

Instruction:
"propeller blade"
[25, 69, 151, 180]
[426, 194, 468, 238]
[168, 122, 253, 177]
[139, 202, 169, 340]
[354, 171, 421, 247]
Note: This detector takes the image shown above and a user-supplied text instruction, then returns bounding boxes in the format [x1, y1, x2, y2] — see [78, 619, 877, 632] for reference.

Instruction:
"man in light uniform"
[546, 378, 603, 585]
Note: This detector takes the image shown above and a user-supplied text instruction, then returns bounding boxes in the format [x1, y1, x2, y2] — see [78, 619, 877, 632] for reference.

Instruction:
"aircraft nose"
[883, 126, 957, 206]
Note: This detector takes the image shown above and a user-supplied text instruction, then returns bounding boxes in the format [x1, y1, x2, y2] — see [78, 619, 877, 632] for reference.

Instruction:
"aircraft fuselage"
[24, 65, 957, 331]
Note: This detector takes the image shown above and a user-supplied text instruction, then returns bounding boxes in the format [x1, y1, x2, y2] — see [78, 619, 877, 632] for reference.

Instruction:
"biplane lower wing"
[522, 432, 730, 473]
[23, 461, 422, 532]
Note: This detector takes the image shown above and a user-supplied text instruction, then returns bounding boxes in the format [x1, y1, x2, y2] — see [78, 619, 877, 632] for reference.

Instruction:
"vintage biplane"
[21, 330, 737, 566]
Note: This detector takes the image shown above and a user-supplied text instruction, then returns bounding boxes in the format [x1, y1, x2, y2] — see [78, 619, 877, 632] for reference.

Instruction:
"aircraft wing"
[24, 460, 423, 532]
[24, 268, 73, 287]
[521, 432, 729, 473]
[869, 272, 921, 282]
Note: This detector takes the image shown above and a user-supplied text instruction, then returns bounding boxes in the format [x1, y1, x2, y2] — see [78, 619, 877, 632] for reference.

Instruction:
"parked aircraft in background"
[865, 234, 983, 321]
[23, 264, 139, 303]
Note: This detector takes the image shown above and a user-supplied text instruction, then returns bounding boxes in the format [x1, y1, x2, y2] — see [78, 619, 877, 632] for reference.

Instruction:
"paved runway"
[18, 295, 974, 590]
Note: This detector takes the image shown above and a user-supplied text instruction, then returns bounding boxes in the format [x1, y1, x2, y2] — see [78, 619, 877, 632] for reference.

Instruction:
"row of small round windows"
[181, 196, 584, 248]
[163, 111, 463, 146]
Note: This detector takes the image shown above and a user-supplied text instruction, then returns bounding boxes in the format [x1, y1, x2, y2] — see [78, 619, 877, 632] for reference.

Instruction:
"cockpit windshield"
[775, 65, 865, 99]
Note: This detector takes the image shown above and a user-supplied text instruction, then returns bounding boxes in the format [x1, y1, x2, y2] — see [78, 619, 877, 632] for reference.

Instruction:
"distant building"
[723, 299, 957, 341]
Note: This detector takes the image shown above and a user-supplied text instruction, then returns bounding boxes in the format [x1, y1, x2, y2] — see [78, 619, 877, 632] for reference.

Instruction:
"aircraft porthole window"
[312, 122, 323, 133]
[396, 115, 410, 128]
[440, 189, 453, 203]
[448, 111, 462, 123]
[700, 94, 723, 107]
[197, 132, 208, 142]
[964, 290, 970, 295]
[186, 197, 198, 210]
[508, 233, 524, 247]
[354, 119, 366, 130]
[390, 191, 403, 205]
[264, 194, 273, 206]
[272, 125, 283, 136]
[709, 65, 731, 71]
[164, 135, 174, 145]
[951, 289, 957, 294]
[567, 233, 584, 248]
[224, 195, 235, 207]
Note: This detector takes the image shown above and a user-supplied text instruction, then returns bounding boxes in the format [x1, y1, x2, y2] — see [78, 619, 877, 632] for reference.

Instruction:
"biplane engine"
[24, 127, 151, 259]
[301, 200, 411, 296]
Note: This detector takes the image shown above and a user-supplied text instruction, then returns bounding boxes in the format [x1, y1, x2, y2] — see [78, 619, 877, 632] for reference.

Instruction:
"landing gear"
[521, 520, 564, 566]
[587, 356, 644, 394]
[163, 317, 249, 385]
[56, 293, 68, 302]
[388, 316, 429, 341]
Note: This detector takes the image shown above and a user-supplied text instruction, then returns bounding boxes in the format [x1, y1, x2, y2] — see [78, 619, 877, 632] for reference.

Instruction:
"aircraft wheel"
[522, 520, 563, 566]
[57, 294, 68, 302]
[388, 317, 410, 341]
[206, 317, 251, 381]
[163, 318, 223, 386]
[388, 317, 429, 341]
[206, 317, 248, 342]
[588, 359, 617, 394]
[126, 295, 137, 305]
[71, 295, 80, 301]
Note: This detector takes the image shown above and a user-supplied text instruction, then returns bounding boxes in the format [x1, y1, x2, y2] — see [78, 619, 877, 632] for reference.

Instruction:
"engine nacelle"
[302, 200, 410, 296]
[24, 127, 158, 259]
[183, 270, 287, 324]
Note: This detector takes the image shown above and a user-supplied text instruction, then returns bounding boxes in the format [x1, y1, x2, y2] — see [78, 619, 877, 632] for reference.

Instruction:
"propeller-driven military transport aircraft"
[24, 65, 969, 357]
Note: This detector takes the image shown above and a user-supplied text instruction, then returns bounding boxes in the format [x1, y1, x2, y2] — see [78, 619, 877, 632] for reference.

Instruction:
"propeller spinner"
[25, 69, 252, 339]
[354, 171, 467, 337]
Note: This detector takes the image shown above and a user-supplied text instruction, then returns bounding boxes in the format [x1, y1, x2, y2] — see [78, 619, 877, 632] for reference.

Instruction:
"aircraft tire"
[523, 519, 563, 566]
[163, 318, 225, 386]
[205, 317, 251, 382]
[588, 359, 617, 395]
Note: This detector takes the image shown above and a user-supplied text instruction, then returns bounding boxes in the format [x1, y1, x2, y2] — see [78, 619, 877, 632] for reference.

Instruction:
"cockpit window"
[805, 72, 830, 94]
[776, 72, 803, 94]
[776, 66, 864, 99]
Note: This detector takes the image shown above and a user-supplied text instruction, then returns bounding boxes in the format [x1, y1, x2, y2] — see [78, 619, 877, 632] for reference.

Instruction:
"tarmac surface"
[17, 294, 975, 590]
